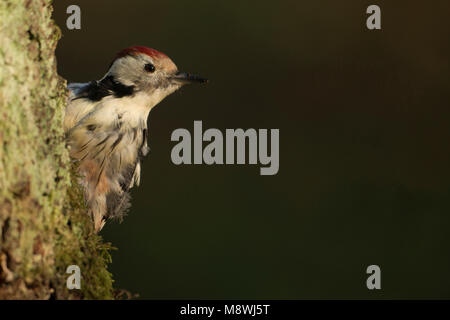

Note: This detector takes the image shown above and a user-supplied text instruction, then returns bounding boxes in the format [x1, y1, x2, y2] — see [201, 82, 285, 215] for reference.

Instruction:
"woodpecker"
[64, 46, 207, 232]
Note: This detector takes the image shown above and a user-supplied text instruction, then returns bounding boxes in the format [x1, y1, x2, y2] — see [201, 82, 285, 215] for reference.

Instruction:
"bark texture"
[0, 0, 114, 299]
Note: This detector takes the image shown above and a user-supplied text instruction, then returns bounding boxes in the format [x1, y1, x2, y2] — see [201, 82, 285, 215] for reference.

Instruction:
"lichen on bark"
[0, 0, 114, 299]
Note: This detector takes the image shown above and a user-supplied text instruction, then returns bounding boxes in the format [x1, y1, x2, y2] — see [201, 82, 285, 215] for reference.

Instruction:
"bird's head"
[106, 46, 207, 101]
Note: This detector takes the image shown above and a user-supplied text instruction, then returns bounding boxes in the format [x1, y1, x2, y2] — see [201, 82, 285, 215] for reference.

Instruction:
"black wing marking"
[71, 76, 135, 102]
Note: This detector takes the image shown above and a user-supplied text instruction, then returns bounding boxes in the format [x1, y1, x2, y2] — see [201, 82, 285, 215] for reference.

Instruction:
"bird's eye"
[144, 63, 155, 73]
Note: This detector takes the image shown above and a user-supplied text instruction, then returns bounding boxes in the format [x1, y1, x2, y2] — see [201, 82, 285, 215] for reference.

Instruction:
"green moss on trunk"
[0, 0, 114, 299]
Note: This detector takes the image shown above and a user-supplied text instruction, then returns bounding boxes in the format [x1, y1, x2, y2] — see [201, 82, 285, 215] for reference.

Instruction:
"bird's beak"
[171, 72, 208, 84]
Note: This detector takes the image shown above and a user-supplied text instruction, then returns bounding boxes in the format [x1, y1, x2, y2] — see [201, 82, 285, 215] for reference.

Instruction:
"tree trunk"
[0, 0, 114, 299]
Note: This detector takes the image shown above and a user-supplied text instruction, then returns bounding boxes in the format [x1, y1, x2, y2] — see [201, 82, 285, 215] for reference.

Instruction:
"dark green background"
[53, 1, 450, 298]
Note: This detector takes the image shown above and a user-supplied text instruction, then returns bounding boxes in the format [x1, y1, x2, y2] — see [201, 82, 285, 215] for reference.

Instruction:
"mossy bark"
[0, 0, 114, 299]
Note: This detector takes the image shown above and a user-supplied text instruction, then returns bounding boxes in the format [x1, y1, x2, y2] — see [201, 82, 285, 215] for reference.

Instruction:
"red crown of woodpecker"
[116, 46, 168, 60]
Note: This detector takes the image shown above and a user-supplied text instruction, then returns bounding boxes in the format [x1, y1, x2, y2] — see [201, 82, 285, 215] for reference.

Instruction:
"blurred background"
[53, 0, 450, 298]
